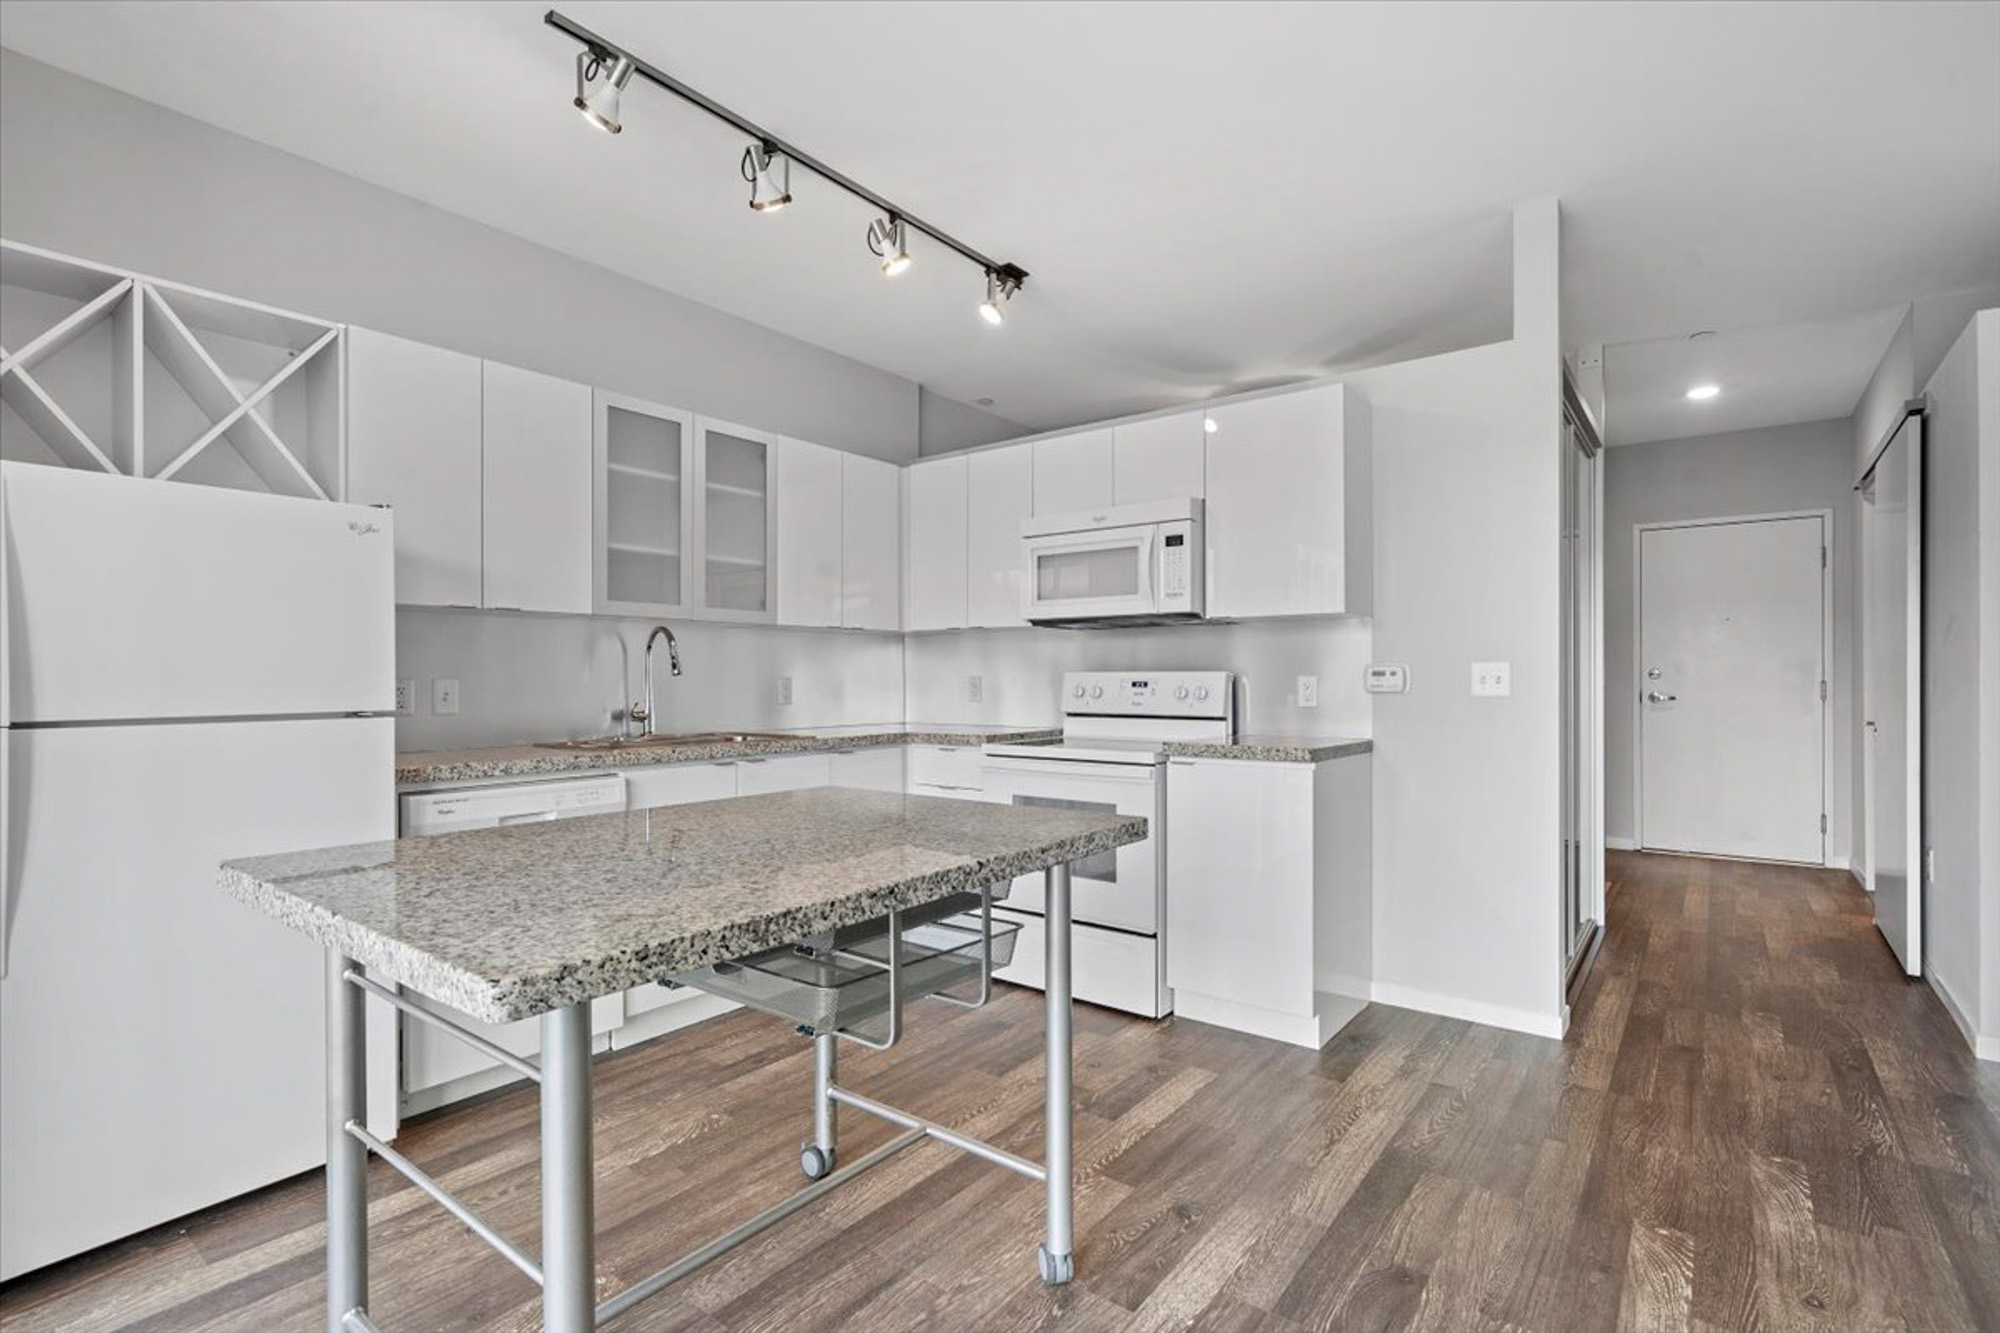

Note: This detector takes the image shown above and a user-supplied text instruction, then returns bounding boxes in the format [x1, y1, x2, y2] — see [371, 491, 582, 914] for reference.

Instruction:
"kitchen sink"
[535, 731, 797, 752]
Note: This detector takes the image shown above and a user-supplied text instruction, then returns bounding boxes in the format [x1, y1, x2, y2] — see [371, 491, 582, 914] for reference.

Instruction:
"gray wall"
[918, 387, 1026, 456]
[1917, 310, 1999, 1051]
[0, 48, 926, 461]
[1603, 419, 1857, 865]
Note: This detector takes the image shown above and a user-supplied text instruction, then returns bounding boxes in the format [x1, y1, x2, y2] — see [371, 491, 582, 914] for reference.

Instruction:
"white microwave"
[1020, 498, 1204, 627]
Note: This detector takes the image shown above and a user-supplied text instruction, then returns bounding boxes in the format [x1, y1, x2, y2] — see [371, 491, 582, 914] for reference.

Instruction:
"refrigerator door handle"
[1, 730, 12, 980]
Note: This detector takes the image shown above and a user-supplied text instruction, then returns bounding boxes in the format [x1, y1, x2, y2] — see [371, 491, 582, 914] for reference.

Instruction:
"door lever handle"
[1645, 691, 1678, 704]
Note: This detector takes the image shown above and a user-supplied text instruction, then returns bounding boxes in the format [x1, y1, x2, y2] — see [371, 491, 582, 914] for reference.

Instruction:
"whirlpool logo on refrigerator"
[346, 521, 383, 536]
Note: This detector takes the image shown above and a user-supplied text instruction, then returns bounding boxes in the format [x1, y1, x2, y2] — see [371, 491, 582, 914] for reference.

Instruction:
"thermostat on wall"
[1364, 664, 1409, 694]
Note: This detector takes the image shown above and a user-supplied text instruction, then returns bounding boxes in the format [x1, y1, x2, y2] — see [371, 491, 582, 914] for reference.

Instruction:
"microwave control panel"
[1160, 532, 1190, 599]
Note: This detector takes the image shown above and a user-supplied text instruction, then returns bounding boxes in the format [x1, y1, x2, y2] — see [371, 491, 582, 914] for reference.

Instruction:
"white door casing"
[1637, 512, 1829, 864]
[1861, 415, 1923, 976]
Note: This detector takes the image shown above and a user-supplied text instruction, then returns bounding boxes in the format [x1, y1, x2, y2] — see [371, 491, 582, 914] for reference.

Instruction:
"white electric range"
[982, 671, 1235, 1017]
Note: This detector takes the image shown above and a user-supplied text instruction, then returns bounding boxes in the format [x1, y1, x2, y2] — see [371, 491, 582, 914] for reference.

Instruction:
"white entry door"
[1861, 415, 1923, 975]
[1638, 515, 1827, 863]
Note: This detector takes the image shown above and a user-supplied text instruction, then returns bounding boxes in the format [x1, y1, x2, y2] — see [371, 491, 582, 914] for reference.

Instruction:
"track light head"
[866, 216, 912, 277]
[742, 143, 793, 212]
[979, 269, 1020, 326]
[574, 48, 636, 134]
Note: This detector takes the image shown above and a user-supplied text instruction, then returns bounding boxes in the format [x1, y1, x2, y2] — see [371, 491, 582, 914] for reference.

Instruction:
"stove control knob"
[1090, 685, 1104, 700]
[1174, 685, 1190, 700]
[1072, 684, 1087, 699]
[1194, 685, 1211, 701]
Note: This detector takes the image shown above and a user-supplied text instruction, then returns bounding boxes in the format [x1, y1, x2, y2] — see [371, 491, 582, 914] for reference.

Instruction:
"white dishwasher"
[398, 775, 627, 1110]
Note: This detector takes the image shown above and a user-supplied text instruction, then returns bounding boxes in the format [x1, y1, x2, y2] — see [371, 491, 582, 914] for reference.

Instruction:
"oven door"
[1022, 524, 1157, 622]
[981, 756, 1162, 933]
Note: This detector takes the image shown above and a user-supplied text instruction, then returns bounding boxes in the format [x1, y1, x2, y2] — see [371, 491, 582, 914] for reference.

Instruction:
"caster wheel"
[1037, 1245, 1073, 1286]
[800, 1144, 836, 1180]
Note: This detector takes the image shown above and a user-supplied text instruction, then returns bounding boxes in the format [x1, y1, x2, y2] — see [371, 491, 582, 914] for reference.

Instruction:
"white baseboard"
[1926, 967, 1998, 1062]
[1825, 854, 1851, 872]
[1849, 865, 1868, 891]
[1605, 836, 1638, 852]
[1368, 980, 1566, 1040]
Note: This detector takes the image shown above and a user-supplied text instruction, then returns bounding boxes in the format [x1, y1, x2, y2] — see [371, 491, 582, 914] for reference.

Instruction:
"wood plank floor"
[5, 850, 1996, 1331]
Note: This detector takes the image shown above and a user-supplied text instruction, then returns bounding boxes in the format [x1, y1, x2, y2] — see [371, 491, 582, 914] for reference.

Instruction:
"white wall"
[0, 48, 928, 461]
[918, 387, 1027, 456]
[394, 610, 904, 753]
[901, 620, 1373, 736]
[1917, 311, 2000, 1057]
[1602, 419, 1857, 864]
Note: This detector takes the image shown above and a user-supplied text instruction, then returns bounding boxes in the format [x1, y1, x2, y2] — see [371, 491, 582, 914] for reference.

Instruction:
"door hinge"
[1819, 680, 1828, 702]
[1821, 813, 1828, 834]
[1821, 545, 1828, 569]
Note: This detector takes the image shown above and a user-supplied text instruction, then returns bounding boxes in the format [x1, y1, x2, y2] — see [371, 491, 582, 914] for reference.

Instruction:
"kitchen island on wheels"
[219, 787, 1144, 1333]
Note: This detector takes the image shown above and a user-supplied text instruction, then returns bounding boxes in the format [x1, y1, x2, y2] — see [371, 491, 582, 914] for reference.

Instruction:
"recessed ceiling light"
[975, 397, 995, 407]
[1686, 384, 1721, 401]
[1203, 417, 1219, 434]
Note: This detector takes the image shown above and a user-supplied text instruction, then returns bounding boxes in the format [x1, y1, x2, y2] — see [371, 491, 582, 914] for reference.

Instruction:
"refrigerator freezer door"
[0, 716, 393, 1281]
[0, 462, 394, 724]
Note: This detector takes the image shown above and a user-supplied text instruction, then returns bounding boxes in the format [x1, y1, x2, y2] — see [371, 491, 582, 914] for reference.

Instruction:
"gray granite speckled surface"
[396, 723, 1059, 788]
[1163, 736, 1373, 764]
[221, 788, 1142, 1023]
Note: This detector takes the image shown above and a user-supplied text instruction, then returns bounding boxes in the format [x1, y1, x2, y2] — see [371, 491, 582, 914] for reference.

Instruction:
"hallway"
[3, 853, 1996, 1331]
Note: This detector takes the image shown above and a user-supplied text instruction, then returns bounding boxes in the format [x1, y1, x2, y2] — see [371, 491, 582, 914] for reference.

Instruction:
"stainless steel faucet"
[629, 625, 683, 737]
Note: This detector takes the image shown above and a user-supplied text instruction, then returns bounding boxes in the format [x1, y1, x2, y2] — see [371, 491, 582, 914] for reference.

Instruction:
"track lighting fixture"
[742, 143, 792, 212]
[573, 48, 636, 134]
[547, 10, 1027, 323]
[978, 270, 1020, 326]
[866, 216, 912, 277]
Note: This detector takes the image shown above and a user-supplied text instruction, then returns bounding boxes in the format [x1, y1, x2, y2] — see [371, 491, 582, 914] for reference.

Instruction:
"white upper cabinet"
[905, 456, 969, 631]
[593, 390, 693, 616]
[1204, 384, 1371, 618]
[481, 361, 592, 614]
[775, 436, 843, 627]
[694, 418, 778, 622]
[1032, 428, 1114, 515]
[967, 444, 1034, 627]
[840, 453, 902, 631]
[345, 327, 482, 608]
[1113, 411, 1206, 504]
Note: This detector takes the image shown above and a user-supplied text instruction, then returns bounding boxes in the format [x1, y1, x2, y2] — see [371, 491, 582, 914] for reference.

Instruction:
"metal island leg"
[540, 1001, 597, 1333]
[1038, 862, 1075, 1286]
[803, 1031, 839, 1179]
[325, 950, 370, 1333]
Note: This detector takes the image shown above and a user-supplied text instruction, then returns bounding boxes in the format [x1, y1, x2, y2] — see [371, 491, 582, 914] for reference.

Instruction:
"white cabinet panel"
[1204, 384, 1371, 618]
[346, 327, 482, 607]
[776, 437, 843, 627]
[1032, 428, 1115, 515]
[829, 745, 906, 792]
[736, 752, 833, 794]
[967, 444, 1034, 627]
[404, 992, 623, 1094]
[841, 453, 902, 631]
[906, 744, 985, 794]
[595, 391, 694, 615]
[905, 457, 968, 631]
[624, 761, 737, 810]
[482, 361, 591, 614]
[1114, 412, 1206, 504]
[694, 419, 778, 621]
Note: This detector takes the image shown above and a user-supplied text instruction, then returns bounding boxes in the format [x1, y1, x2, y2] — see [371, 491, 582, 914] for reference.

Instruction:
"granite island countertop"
[1162, 735, 1373, 764]
[221, 788, 1142, 1023]
[396, 722, 1060, 788]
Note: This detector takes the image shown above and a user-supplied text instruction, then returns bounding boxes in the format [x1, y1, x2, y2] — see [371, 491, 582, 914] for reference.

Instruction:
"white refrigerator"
[0, 461, 395, 1280]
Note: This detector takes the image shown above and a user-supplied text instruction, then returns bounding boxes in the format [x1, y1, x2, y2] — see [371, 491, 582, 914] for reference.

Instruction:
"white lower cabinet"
[625, 761, 737, 810]
[402, 992, 625, 1107]
[735, 752, 833, 794]
[830, 745, 906, 792]
[1165, 754, 1372, 1048]
[907, 743, 985, 797]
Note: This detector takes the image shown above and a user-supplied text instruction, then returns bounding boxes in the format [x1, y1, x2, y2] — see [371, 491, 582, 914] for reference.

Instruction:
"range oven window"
[1011, 795, 1121, 881]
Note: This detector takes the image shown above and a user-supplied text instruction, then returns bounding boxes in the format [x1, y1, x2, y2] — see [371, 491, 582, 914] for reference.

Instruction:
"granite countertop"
[396, 722, 1060, 787]
[1162, 735, 1374, 764]
[221, 788, 1142, 1024]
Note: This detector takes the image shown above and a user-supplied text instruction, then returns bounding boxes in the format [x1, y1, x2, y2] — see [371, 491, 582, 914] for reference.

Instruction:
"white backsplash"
[901, 619, 1375, 736]
[395, 608, 906, 752]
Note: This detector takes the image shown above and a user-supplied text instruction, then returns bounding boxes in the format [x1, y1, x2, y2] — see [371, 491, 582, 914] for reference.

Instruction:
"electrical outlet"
[432, 677, 460, 716]
[394, 678, 416, 717]
[1297, 675, 1319, 708]
[776, 676, 794, 706]
[966, 675, 984, 704]
[1471, 661, 1512, 697]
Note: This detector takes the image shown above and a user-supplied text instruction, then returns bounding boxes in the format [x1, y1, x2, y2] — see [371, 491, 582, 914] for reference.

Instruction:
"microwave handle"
[1135, 528, 1156, 604]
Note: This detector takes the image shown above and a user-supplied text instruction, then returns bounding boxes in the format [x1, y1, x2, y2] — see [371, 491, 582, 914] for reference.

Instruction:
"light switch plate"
[1471, 662, 1511, 697]
[966, 675, 984, 704]
[394, 678, 416, 717]
[1365, 664, 1409, 694]
[776, 676, 794, 706]
[432, 677, 460, 715]
[1296, 675, 1319, 708]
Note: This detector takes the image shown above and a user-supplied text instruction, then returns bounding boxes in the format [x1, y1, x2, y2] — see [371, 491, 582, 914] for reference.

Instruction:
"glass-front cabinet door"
[693, 418, 778, 621]
[593, 391, 694, 615]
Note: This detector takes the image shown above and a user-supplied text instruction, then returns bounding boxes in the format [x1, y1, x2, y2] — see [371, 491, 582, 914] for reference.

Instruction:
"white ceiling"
[3, 1, 1996, 432]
